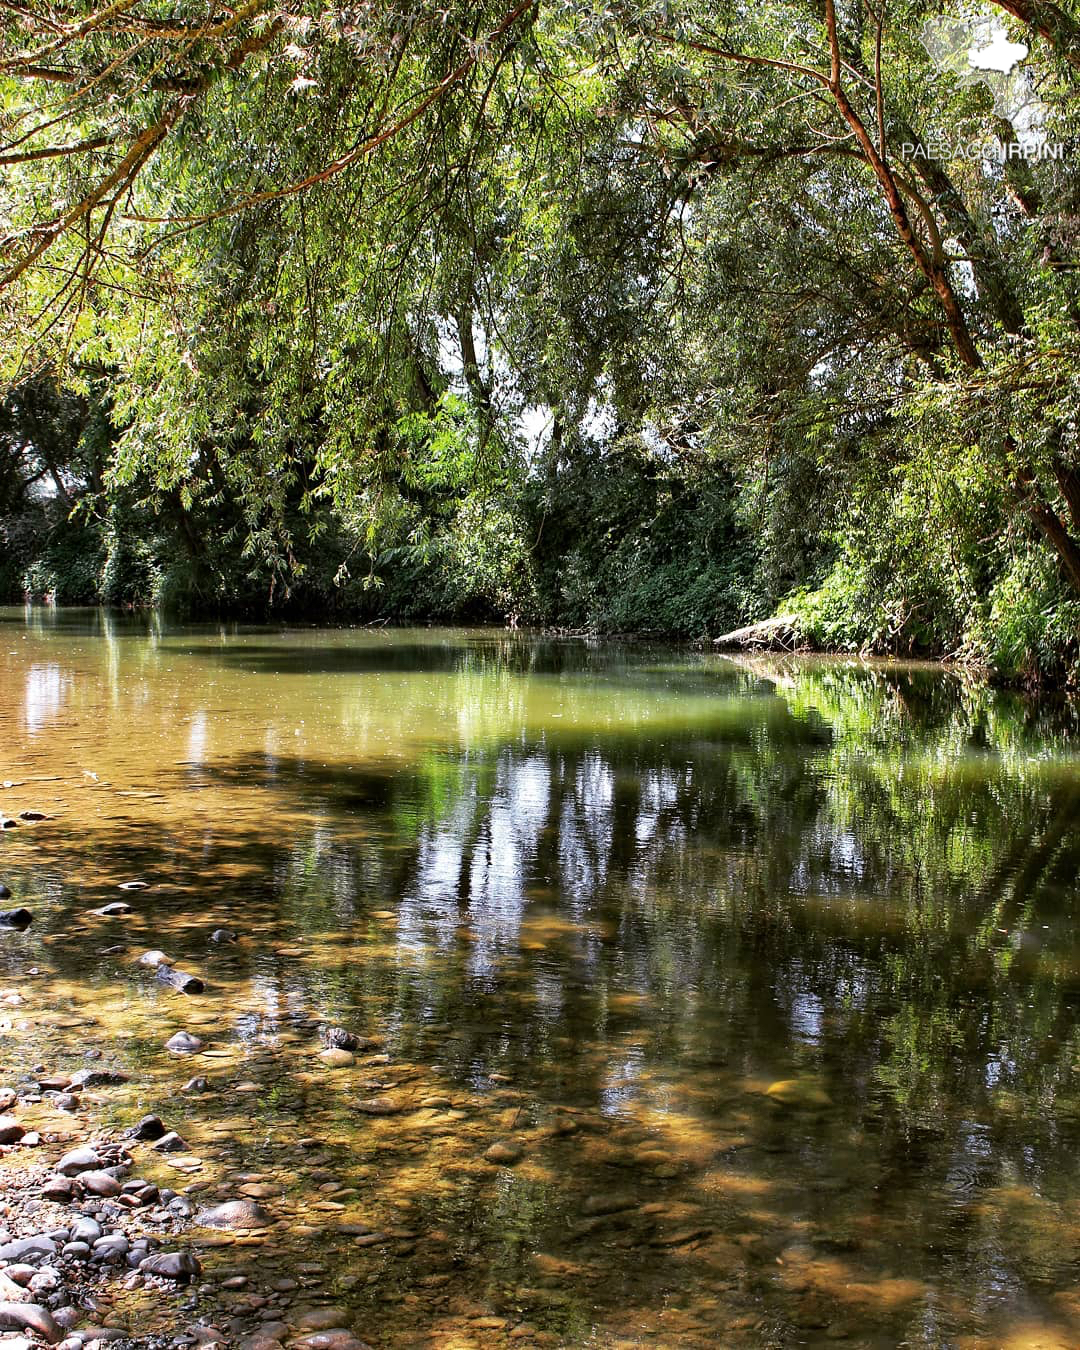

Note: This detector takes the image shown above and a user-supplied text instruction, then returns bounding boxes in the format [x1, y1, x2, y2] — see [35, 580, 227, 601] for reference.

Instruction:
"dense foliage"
[3, 0, 1080, 679]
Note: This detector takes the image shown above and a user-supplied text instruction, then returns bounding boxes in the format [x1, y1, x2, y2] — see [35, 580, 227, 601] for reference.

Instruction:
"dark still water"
[1, 608, 1080, 1347]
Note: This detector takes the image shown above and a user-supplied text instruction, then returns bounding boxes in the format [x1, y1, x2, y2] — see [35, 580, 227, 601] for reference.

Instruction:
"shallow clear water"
[2, 608, 1080, 1347]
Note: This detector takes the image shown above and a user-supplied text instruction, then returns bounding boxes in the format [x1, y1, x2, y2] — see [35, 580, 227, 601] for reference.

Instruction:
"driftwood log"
[713, 615, 802, 650]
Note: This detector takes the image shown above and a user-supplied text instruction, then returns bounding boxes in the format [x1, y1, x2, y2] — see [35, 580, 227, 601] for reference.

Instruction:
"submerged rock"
[156, 965, 205, 994]
[317, 1049, 354, 1068]
[68, 1067, 129, 1089]
[323, 1027, 359, 1051]
[484, 1139, 525, 1166]
[210, 928, 237, 943]
[353, 1097, 401, 1116]
[764, 1078, 832, 1109]
[196, 1199, 272, 1230]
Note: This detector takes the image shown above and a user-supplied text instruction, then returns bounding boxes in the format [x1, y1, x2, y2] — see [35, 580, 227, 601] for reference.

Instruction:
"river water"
[1, 608, 1079, 1347]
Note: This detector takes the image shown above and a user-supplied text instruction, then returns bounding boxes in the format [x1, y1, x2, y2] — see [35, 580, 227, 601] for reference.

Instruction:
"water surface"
[2, 609, 1079, 1347]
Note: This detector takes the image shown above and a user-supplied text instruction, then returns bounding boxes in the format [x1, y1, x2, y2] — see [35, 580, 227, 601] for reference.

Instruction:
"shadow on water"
[2, 625, 1080, 1345]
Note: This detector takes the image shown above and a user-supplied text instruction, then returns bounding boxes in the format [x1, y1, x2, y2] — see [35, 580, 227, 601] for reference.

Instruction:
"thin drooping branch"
[0, 133, 117, 164]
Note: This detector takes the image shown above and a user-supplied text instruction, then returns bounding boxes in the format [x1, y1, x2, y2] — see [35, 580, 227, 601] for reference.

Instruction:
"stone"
[56, 1146, 100, 1176]
[353, 1097, 401, 1116]
[69, 1218, 103, 1243]
[209, 929, 237, 943]
[0, 1237, 56, 1263]
[0, 1089, 14, 1112]
[0, 1117, 24, 1145]
[138, 950, 171, 967]
[0, 911, 32, 930]
[195, 1200, 272, 1230]
[764, 1078, 832, 1109]
[40, 1176, 74, 1203]
[139, 1251, 201, 1282]
[182, 1077, 210, 1092]
[0, 885, 9, 900]
[18, 812, 46, 822]
[0, 1303, 61, 1343]
[151, 1132, 187, 1153]
[91, 903, 131, 917]
[67, 1068, 128, 1089]
[317, 1050, 354, 1068]
[166, 1032, 203, 1055]
[484, 1139, 524, 1166]
[79, 1171, 123, 1197]
[127, 1114, 166, 1141]
[322, 1027, 359, 1051]
[293, 1309, 351, 1331]
[118, 881, 149, 891]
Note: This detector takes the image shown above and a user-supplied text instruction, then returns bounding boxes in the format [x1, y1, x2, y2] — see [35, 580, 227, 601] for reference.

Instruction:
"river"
[1, 608, 1079, 1347]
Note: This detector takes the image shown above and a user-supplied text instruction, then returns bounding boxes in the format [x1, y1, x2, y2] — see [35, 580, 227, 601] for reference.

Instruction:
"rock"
[580, 1194, 636, 1217]
[138, 950, 171, 967]
[56, 1146, 101, 1176]
[69, 1218, 103, 1243]
[0, 1089, 14, 1112]
[118, 881, 149, 891]
[0, 1237, 57, 1263]
[0, 911, 32, 930]
[150, 1132, 186, 1153]
[484, 1139, 524, 1166]
[29, 1268, 59, 1294]
[323, 1027, 359, 1051]
[0, 1117, 24, 1145]
[181, 1076, 210, 1092]
[195, 1200, 272, 1230]
[67, 1068, 128, 1089]
[139, 1251, 201, 1282]
[353, 1097, 401, 1116]
[209, 929, 236, 944]
[51, 1094, 79, 1113]
[79, 1171, 123, 1197]
[293, 1308, 351, 1330]
[765, 1078, 832, 1109]
[156, 965, 205, 995]
[90, 903, 131, 917]
[127, 1114, 166, 1141]
[165, 1032, 203, 1055]
[0, 885, 9, 900]
[18, 812, 46, 822]
[40, 1177, 74, 1203]
[0, 1303, 61, 1343]
[317, 1049, 354, 1068]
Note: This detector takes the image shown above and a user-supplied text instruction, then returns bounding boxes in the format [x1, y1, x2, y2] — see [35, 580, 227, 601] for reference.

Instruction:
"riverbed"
[1, 609, 1079, 1348]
